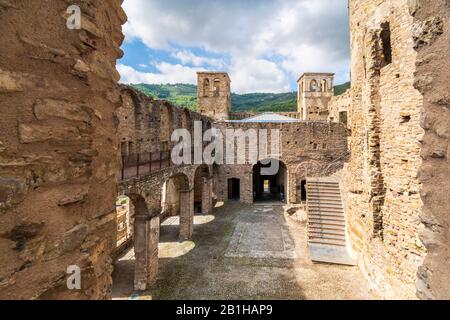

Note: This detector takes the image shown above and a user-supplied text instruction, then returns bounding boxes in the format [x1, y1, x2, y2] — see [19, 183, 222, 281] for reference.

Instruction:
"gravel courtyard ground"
[112, 202, 375, 300]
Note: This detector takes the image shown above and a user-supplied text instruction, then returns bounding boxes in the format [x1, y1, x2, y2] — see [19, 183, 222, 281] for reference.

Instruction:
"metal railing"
[118, 150, 174, 181]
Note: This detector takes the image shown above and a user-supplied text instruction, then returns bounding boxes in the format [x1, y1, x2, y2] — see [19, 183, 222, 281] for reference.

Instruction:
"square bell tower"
[197, 72, 231, 121]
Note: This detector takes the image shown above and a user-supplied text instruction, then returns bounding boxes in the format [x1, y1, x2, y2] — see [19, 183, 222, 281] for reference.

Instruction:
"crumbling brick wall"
[0, 1, 126, 299]
[343, 0, 428, 299]
[117, 85, 212, 156]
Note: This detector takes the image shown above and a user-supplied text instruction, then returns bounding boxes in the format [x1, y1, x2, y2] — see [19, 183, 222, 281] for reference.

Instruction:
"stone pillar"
[287, 171, 296, 204]
[147, 216, 160, 286]
[201, 177, 213, 214]
[242, 172, 254, 204]
[179, 190, 194, 241]
[133, 215, 148, 291]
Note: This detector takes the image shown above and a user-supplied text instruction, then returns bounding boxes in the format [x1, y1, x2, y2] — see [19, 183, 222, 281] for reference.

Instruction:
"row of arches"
[113, 165, 213, 293]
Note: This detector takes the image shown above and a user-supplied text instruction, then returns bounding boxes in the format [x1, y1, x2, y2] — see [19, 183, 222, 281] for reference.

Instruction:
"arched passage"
[253, 160, 288, 203]
[310, 79, 318, 92]
[112, 193, 160, 293]
[193, 165, 213, 215]
[161, 173, 194, 241]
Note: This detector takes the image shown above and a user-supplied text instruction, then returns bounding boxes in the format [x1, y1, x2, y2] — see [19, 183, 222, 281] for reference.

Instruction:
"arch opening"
[161, 173, 193, 242]
[227, 178, 241, 201]
[112, 193, 159, 294]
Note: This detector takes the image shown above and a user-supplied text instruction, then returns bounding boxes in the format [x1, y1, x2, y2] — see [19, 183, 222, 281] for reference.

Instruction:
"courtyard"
[112, 203, 375, 300]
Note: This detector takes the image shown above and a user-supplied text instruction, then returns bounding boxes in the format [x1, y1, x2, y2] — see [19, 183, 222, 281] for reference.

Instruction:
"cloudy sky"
[119, 0, 350, 93]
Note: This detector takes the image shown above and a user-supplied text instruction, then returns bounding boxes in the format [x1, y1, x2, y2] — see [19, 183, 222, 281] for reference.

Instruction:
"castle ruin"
[0, 0, 449, 300]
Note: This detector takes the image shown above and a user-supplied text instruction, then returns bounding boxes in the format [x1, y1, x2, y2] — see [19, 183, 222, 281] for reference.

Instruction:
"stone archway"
[252, 159, 288, 203]
[113, 193, 160, 292]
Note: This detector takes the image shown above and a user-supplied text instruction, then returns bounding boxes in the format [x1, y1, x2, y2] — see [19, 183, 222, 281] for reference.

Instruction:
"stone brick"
[33, 99, 91, 123]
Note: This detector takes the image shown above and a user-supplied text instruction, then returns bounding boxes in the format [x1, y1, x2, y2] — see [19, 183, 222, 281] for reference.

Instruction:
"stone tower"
[297, 73, 334, 121]
[197, 72, 231, 121]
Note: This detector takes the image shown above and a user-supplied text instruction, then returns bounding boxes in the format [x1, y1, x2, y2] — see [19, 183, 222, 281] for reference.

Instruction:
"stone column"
[179, 190, 194, 241]
[147, 216, 160, 286]
[287, 171, 295, 205]
[201, 177, 213, 215]
[133, 215, 148, 291]
[242, 172, 254, 204]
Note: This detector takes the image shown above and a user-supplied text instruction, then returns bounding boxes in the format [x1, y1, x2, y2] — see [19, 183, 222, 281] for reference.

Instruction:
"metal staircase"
[306, 177, 356, 266]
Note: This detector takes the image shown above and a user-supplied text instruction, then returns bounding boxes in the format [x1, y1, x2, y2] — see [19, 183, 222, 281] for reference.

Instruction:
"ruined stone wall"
[116, 85, 215, 220]
[214, 121, 348, 204]
[412, 0, 450, 300]
[118, 164, 211, 219]
[0, 1, 126, 299]
[328, 90, 351, 128]
[298, 73, 334, 121]
[117, 85, 212, 155]
[197, 72, 231, 122]
[343, 0, 426, 299]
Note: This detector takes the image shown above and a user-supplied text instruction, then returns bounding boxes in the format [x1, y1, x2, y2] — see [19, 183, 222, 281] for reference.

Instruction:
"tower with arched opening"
[297, 72, 335, 121]
[197, 72, 231, 121]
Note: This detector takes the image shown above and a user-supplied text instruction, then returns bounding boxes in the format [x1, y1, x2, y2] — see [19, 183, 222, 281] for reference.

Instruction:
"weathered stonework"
[298, 73, 335, 121]
[412, 0, 450, 300]
[115, 85, 215, 290]
[117, 85, 212, 155]
[328, 90, 351, 128]
[197, 72, 231, 122]
[1, 0, 448, 301]
[0, 1, 126, 299]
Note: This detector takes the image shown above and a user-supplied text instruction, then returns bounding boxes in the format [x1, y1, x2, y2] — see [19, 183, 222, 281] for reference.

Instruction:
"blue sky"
[119, 0, 350, 94]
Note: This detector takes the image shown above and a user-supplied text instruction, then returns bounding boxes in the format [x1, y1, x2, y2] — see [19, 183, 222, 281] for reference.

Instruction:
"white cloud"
[230, 58, 291, 93]
[121, 0, 350, 92]
[118, 63, 198, 85]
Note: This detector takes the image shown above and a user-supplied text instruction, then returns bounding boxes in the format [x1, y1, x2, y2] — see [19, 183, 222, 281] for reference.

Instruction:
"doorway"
[228, 178, 240, 201]
[253, 160, 287, 203]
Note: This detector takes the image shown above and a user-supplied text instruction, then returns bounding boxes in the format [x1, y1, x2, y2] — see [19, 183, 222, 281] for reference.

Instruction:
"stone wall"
[298, 73, 334, 121]
[412, 0, 450, 300]
[214, 121, 349, 204]
[342, 0, 427, 299]
[0, 1, 126, 299]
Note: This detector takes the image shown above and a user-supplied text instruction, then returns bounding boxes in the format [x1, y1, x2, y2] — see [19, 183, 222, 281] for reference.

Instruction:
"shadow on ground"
[112, 202, 374, 300]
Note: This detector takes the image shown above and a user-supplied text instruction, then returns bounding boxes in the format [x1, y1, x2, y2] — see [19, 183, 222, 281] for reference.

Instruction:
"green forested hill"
[131, 83, 198, 110]
[334, 82, 351, 96]
[130, 82, 350, 112]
